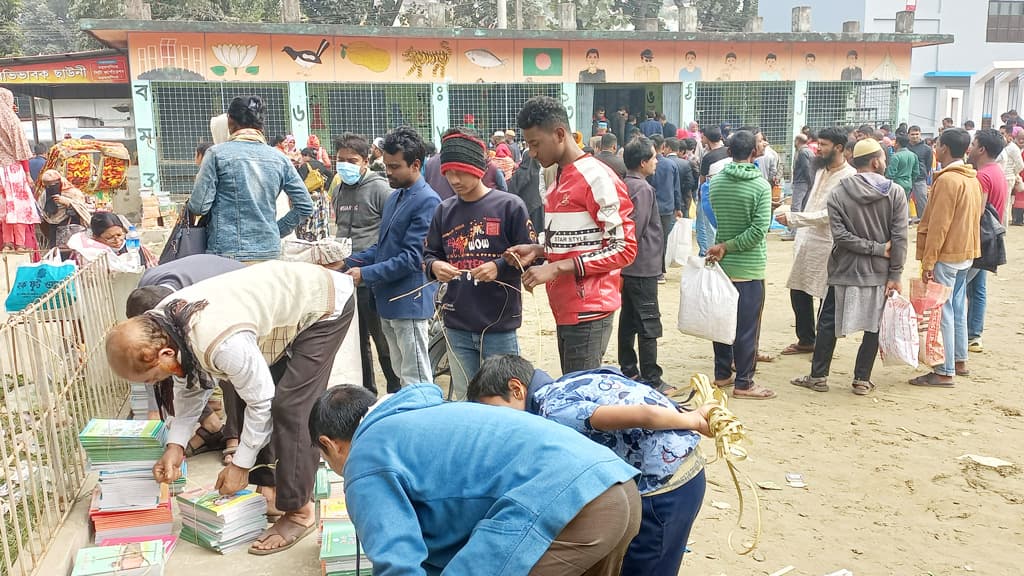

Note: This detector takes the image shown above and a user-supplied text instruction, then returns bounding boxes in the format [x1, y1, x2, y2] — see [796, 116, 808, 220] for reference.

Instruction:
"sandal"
[248, 515, 315, 556]
[713, 376, 735, 389]
[732, 384, 777, 400]
[184, 427, 225, 457]
[955, 362, 970, 377]
[851, 379, 875, 396]
[790, 375, 829, 393]
[909, 373, 955, 388]
[781, 342, 815, 355]
[757, 352, 775, 363]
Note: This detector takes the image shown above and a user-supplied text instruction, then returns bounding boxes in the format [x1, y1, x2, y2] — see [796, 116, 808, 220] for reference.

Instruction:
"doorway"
[579, 84, 662, 142]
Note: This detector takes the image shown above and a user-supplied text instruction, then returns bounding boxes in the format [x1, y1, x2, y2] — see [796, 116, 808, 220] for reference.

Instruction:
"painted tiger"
[403, 41, 452, 78]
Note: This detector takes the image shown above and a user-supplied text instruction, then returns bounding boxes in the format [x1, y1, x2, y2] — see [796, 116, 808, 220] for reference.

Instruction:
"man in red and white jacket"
[506, 96, 637, 374]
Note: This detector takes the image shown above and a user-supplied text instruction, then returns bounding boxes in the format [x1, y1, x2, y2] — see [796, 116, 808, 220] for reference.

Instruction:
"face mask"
[337, 162, 362, 185]
[45, 183, 61, 196]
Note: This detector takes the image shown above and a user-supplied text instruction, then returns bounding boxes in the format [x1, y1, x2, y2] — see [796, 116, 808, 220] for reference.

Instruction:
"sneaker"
[657, 274, 666, 284]
[968, 339, 983, 353]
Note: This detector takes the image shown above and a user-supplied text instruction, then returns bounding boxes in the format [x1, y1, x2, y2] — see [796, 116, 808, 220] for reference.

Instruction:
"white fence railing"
[0, 255, 129, 576]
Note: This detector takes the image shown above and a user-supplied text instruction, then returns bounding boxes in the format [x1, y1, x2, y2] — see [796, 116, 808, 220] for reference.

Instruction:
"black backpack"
[973, 203, 1006, 273]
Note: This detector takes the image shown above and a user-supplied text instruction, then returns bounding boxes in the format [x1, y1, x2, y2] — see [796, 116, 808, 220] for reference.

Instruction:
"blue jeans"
[931, 263, 969, 376]
[445, 328, 519, 400]
[911, 180, 928, 218]
[621, 469, 706, 576]
[966, 269, 986, 341]
[380, 318, 433, 387]
[695, 203, 716, 257]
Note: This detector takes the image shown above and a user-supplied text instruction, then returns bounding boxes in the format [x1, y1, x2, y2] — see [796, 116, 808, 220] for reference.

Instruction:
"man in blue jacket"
[647, 134, 681, 282]
[309, 383, 641, 576]
[343, 127, 441, 387]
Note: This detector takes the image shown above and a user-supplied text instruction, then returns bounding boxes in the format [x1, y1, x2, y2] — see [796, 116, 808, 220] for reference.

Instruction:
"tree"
[694, 0, 756, 32]
[17, 0, 77, 56]
[0, 0, 22, 57]
[301, 0, 403, 26]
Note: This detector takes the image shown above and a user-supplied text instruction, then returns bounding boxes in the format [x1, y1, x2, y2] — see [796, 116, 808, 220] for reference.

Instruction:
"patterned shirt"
[528, 368, 700, 494]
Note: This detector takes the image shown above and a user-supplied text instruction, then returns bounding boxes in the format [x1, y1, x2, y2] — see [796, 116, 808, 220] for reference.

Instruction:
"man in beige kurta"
[778, 128, 856, 355]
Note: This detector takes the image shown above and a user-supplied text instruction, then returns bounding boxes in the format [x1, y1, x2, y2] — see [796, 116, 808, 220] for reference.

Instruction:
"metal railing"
[0, 255, 129, 576]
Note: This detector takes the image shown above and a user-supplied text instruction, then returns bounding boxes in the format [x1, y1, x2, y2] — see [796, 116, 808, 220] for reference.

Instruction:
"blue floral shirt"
[528, 368, 701, 495]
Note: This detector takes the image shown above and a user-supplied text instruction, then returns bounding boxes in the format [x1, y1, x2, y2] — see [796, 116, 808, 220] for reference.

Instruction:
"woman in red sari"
[0, 88, 40, 251]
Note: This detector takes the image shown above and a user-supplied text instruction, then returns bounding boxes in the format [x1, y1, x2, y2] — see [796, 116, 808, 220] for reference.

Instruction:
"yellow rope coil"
[688, 373, 761, 555]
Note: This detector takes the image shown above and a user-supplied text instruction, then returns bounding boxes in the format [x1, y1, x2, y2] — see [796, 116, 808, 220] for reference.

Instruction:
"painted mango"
[340, 42, 391, 73]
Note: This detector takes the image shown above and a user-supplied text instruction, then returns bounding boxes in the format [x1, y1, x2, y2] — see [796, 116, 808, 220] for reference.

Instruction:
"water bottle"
[125, 225, 141, 269]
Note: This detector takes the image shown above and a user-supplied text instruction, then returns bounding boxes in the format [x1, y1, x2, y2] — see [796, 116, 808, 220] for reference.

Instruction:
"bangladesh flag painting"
[522, 48, 563, 76]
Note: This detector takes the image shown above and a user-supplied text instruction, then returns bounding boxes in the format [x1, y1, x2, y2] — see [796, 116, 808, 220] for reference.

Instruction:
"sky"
[757, 0, 865, 34]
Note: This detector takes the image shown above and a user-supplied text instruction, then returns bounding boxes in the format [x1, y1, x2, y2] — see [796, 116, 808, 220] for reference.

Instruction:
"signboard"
[0, 55, 129, 84]
[126, 32, 911, 84]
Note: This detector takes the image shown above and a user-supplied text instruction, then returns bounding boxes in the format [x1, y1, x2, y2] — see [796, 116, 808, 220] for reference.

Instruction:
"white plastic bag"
[664, 218, 693, 269]
[677, 256, 738, 344]
[878, 292, 919, 368]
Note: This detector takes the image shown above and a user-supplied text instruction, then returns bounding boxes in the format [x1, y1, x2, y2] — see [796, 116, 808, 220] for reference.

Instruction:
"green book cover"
[71, 541, 164, 575]
[79, 419, 163, 440]
[320, 520, 358, 560]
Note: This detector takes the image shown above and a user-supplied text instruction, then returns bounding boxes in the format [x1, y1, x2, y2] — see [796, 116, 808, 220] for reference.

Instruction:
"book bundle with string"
[75, 419, 177, 575]
[315, 461, 371, 576]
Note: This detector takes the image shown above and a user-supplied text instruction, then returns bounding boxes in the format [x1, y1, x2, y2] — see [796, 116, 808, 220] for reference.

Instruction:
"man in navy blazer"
[343, 127, 441, 388]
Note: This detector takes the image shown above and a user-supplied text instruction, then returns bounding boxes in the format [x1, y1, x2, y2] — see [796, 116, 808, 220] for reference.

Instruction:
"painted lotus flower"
[211, 44, 259, 77]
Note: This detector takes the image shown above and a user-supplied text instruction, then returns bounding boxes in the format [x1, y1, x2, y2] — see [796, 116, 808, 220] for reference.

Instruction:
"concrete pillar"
[745, 16, 764, 33]
[496, 0, 507, 29]
[130, 80, 159, 194]
[895, 10, 915, 33]
[427, 4, 447, 27]
[528, 13, 547, 30]
[288, 81, 309, 146]
[792, 80, 808, 151]
[842, 20, 861, 33]
[125, 0, 152, 19]
[680, 6, 698, 32]
[995, 75, 1012, 123]
[561, 83, 577, 130]
[636, 17, 659, 32]
[281, 0, 301, 23]
[681, 82, 696, 127]
[791, 6, 812, 33]
[559, 3, 576, 30]
[898, 81, 911, 127]
[430, 83, 449, 150]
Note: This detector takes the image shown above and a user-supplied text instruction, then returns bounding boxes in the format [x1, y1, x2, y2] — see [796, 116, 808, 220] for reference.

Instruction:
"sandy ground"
[162, 228, 1024, 576]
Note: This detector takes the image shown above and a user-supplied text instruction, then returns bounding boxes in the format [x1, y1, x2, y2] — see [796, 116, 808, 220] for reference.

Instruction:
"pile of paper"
[70, 540, 166, 576]
[129, 384, 153, 419]
[320, 520, 371, 576]
[89, 486, 174, 543]
[177, 487, 268, 554]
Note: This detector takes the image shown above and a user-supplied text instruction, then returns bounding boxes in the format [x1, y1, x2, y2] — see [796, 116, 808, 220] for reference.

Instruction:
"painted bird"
[282, 39, 330, 69]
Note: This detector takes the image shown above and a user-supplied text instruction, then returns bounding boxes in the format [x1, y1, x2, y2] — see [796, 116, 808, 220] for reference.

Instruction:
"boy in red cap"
[423, 129, 537, 399]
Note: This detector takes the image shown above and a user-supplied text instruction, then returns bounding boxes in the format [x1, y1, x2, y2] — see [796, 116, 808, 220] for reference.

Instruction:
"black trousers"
[810, 287, 880, 381]
[790, 289, 817, 346]
[659, 214, 675, 275]
[357, 285, 400, 395]
[556, 315, 614, 375]
[714, 280, 764, 390]
[248, 297, 355, 511]
[617, 276, 663, 383]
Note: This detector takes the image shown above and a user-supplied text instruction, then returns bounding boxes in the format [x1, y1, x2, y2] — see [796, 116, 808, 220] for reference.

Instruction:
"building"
[80, 19, 949, 195]
[761, 0, 1024, 132]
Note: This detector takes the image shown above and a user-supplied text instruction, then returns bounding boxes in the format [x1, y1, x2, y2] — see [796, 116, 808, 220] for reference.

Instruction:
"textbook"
[70, 540, 165, 576]
[89, 486, 173, 543]
[176, 488, 267, 554]
[79, 419, 167, 465]
[320, 520, 371, 576]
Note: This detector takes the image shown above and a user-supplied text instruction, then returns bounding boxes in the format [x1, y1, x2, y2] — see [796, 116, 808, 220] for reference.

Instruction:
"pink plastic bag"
[909, 279, 952, 367]
[879, 293, 919, 368]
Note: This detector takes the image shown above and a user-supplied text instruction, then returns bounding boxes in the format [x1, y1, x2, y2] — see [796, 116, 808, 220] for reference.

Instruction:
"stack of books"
[314, 464, 345, 501]
[177, 487, 268, 554]
[70, 540, 166, 576]
[320, 520, 371, 576]
[129, 384, 153, 419]
[79, 420, 175, 545]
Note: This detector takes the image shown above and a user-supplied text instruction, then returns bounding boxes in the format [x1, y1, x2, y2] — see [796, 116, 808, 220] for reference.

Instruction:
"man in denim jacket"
[343, 127, 441, 386]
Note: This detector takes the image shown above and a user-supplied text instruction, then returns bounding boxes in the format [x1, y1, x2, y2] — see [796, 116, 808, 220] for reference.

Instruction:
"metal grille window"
[806, 82, 899, 133]
[306, 83, 432, 149]
[448, 83, 562, 140]
[150, 82, 290, 196]
[694, 81, 795, 176]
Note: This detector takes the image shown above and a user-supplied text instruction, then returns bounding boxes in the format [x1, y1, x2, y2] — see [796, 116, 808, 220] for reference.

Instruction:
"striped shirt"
[708, 162, 772, 280]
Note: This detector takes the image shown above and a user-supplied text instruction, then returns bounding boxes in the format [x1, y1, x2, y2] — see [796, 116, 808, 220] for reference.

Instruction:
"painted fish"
[464, 49, 506, 69]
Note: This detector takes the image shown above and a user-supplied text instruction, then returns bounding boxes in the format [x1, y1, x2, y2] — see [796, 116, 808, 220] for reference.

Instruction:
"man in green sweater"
[705, 130, 776, 400]
[886, 134, 920, 197]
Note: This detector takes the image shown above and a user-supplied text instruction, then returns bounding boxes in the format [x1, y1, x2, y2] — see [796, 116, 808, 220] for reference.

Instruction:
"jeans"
[790, 289, 817, 346]
[966, 269, 986, 341]
[621, 470, 706, 576]
[660, 214, 675, 274]
[810, 287, 880, 381]
[911, 180, 928, 217]
[713, 280, 765, 390]
[556, 315, 614, 375]
[931, 262, 969, 376]
[380, 318, 433, 386]
[357, 285, 401, 395]
[445, 328, 519, 401]
[695, 202, 716, 257]
[618, 276, 663, 383]
[1012, 207, 1024, 225]
[791, 182, 811, 213]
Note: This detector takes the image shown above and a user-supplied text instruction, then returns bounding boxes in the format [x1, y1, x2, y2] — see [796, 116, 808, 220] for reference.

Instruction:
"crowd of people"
[92, 86, 1014, 575]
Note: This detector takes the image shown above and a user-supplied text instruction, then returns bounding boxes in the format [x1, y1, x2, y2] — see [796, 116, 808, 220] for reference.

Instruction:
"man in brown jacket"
[910, 128, 983, 388]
